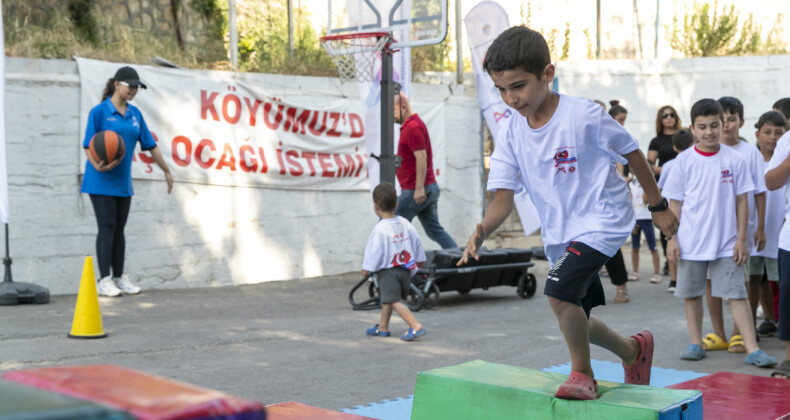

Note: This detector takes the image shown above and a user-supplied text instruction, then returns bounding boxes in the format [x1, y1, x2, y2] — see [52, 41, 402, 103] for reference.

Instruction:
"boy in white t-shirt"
[628, 178, 661, 283]
[664, 99, 776, 367]
[657, 129, 694, 293]
[362, 183, 427, 341]
[458, 26, 679, 400]
[752, 112, 787, 338]
[765, 120, 790, 379]
[700, 97, 768, 354]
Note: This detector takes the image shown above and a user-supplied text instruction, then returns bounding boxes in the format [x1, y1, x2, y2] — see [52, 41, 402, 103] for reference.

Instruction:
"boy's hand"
[754, 230, 766, 252]
[734, 240, 749, 266]
[361, 269, 369, 278]
[459, 223, 486, 265]
[651, 209, 679, 239]
[667, 238, 680, 265]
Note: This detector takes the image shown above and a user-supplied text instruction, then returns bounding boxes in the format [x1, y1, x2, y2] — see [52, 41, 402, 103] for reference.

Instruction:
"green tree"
[667, 1, 787, 57]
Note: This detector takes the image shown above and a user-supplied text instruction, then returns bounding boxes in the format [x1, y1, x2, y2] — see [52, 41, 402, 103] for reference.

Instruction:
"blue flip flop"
[401, 327, 427, 341]
[745, 350, 777, 368]
[680, 344, 706, 361]
[366, 324, 390, 337]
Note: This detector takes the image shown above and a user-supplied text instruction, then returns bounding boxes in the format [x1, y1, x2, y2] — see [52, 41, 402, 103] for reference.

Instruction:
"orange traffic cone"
[68, 256, 107, 339]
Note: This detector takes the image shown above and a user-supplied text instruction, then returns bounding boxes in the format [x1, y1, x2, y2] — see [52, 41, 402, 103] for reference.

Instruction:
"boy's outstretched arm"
[734, 193, 749, 266]
[666, 199, 683, 264]
[458, 189, 514, 265]
[623, 149, 679, 239]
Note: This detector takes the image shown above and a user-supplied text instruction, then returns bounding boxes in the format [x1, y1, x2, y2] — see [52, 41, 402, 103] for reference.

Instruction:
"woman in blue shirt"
[82, 66, 173, 297]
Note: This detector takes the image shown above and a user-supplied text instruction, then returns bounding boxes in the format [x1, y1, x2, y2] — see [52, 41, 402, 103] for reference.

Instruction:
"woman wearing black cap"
[82, 66, 173, 297]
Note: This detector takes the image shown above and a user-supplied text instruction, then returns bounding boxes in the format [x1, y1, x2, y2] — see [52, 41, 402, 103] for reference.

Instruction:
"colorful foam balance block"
[0, 379, 134, 420]
[2, 365, 265, 420]
[411, 360, 702, 420]
[668, 372, 790, 419]
[265, 402, 375, 419]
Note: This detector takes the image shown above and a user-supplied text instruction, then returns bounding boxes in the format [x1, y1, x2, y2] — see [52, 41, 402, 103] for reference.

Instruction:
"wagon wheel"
[517, 272, 537, 299]
[368, 282, 377, 298]
[405, 283, 425, 312]
[422, 283, 441, 310]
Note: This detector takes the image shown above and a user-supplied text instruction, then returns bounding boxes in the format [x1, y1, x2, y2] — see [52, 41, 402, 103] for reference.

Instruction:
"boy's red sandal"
[555, 371, 599, 400]
[623, 330, 654, 385]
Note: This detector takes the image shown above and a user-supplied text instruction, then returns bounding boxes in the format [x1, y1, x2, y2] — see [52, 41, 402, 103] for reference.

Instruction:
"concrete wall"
[5, 58, 483, 295]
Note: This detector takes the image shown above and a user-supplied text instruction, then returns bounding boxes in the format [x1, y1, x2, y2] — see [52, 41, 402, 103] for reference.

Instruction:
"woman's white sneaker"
[97, 276, 122, 297]
[114, 274, 141, 295]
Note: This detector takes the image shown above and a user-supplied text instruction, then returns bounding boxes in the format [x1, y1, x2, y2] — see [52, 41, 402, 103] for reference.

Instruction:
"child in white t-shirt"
[664, 99, 776, 367]
[459, 26, 679, 400]
[628, 178, 661, 283]
[657, 129, 694, 293]
[752, 111, 787, 339]
[362, 183, 427, 341]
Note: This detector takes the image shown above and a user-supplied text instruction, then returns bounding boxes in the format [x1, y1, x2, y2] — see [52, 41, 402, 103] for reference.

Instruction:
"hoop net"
[320, 32, 391, 83]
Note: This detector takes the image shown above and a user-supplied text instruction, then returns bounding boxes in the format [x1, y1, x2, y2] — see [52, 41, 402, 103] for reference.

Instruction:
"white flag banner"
[77, 58, 370, 191]
[465, 1, 540, 236]
[0, 8, 9, 224]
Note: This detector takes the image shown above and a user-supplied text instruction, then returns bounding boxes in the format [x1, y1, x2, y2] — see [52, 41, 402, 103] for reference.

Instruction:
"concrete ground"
[0, 242, 786, 411]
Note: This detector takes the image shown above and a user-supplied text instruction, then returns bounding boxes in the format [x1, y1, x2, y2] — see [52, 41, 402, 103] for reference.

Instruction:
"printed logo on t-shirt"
[721, 169, 733, 184]
[494, 109, 512, 123]
[391, 250, 416, 269]
[553, 148, 578, 175]
[106, 117, 117, 122]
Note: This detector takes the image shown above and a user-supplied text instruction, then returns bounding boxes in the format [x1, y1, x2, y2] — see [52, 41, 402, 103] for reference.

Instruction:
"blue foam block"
[541, 359, 708, 387]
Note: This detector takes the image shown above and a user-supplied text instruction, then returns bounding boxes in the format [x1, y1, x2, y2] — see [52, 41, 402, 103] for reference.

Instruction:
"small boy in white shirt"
[362, 183, 427, 341]
[657, 129, 694, 293]
[459, 26, 679, 400]
[628, 178, 661, 283]
[664, 99, 776, 367]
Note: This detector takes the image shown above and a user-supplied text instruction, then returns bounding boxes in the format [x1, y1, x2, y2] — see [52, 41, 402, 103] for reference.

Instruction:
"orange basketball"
[89, 130, 126, 164]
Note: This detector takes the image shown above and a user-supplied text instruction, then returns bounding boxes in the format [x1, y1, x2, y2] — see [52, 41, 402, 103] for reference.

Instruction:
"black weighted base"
[0, 281, 50, 305]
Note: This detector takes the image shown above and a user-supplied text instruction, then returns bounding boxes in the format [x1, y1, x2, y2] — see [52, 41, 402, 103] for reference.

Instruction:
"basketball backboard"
[327, 0, 447, 49]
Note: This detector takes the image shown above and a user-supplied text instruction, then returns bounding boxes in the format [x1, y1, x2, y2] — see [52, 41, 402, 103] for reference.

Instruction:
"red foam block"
[265, 402, 375, 419]
[668, 372, 790, 420]
[2, 365, 265, 420]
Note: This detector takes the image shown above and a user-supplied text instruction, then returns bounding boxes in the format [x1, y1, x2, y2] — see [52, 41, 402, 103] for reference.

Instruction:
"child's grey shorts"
[748, 256, 779, 281]
[377, 267, 411, 304]
[675, 258, 748, 299]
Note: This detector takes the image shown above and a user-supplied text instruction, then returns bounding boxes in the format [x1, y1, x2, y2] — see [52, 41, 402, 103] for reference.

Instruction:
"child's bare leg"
[706, 280, 727, 339]
[651, 250, 660, 275]
[588, 316, 640, 366]
[548, 296, 594, 378]
[378, 303, 394, 331]
[631, 249, 639, 274]
[391, 301, 422, 331]
[670, 259, 678, 282]
[748, 275, 762, 321]
[685, 297, 704, 346]
[730, 298, 759, 354]
[760, 280, 776, 321]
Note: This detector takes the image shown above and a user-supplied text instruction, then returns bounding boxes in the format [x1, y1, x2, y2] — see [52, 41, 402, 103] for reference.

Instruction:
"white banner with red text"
[77, 58, 378, 191]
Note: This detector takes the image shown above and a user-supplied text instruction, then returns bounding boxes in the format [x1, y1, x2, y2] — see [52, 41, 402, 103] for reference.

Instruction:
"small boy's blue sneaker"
[401, 327, 427, 341]
[366, 324, 390, 337]
[744, 350, 777, 367]
[680, 344, 706, 360]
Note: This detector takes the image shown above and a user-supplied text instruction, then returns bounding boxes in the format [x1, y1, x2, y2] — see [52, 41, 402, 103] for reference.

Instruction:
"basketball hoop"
[320, 32, 392, 83]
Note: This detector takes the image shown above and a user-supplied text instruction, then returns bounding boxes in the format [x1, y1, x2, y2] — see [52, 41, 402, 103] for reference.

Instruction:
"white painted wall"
[5, 58, 482, 294]
[555, 54, 790, 151]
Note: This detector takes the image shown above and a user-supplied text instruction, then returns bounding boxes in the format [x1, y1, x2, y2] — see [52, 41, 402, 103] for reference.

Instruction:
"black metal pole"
[0, 223, 49, 304]
[379, 38, 396, 185]
[4, 223, 11, 283]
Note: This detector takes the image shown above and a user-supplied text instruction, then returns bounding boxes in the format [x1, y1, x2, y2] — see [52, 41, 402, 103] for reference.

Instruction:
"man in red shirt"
[394, 92, 457, 249]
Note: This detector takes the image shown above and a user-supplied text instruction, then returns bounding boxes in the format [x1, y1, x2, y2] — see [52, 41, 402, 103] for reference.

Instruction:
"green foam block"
[411, 360, 702, 420]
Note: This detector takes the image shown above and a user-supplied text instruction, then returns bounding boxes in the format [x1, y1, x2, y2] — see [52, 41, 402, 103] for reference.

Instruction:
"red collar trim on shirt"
[694, 146, 718, 156]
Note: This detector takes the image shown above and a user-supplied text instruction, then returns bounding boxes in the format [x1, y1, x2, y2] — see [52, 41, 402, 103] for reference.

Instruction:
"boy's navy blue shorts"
[544, 241, 608, 318]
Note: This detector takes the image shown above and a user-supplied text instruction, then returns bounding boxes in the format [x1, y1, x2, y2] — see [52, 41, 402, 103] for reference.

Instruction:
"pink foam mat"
[668, 371, 790, 420]
[3, 365, 265, 420]
[265, 402, 375, 419]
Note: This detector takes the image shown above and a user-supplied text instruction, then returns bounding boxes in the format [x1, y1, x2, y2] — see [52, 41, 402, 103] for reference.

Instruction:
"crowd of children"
[358, 25, 790, 397]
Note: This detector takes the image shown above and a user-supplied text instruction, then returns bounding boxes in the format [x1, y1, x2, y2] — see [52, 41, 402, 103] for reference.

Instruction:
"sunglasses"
[118, 81, 139, 89]
[662, 112, 677, 119]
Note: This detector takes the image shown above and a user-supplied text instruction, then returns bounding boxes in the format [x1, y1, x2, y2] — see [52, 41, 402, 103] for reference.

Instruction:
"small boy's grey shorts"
[377, 267, 411, 304]
[675, 258, 747, 299]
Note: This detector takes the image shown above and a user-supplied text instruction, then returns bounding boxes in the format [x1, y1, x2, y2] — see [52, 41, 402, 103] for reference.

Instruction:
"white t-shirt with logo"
[657, 158, 677, 191]
[362, 216, 426, 275]
[630, 179, 651, 220]
[766, 131, 790, 252]
[755, 158, 785, 258]
[730, 140, 768, 253]
[487, 94, 639, 264]
[663, 146, 755, 260]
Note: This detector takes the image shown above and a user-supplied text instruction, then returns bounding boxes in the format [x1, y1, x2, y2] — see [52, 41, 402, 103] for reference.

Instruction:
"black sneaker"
[667, 281, 676, 293]
[756, 320, 778, 337]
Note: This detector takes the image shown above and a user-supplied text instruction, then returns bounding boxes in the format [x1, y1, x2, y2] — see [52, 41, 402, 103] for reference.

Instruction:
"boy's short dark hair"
[373, 183, 397, 212]
[690, 99, 723, 125]
[718, 96, 744, 120]
[483, 26, 551, 78]
[755, 111, 788, 130]
[671, 129, 694, 151]
[773, 98, 790, 120]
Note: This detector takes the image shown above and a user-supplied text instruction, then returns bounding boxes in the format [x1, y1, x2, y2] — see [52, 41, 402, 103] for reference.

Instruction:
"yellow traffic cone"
[68, 256, 107, 339]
